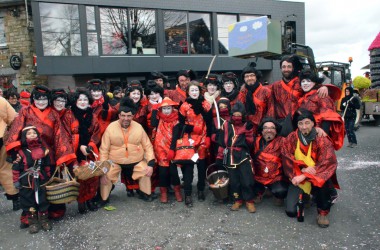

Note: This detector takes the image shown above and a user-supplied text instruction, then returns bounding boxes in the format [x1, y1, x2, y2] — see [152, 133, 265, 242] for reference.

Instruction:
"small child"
[215, 101, 256, 213]
[151, 97, 182, 203]
[12, 125, 52, 233]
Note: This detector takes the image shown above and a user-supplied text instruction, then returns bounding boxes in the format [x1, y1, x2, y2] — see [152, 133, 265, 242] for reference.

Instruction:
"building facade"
[0, 0, 305, 90]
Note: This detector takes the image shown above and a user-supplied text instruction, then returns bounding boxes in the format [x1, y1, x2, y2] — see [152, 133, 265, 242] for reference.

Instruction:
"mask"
[219, 107, 229, 117]
[231, 116, 243, 126]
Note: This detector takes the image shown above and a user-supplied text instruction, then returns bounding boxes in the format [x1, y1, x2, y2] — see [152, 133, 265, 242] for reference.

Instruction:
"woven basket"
[73, 160, 112, 181]
[45, 166, 80, 204]
[206, 164, 229, 200]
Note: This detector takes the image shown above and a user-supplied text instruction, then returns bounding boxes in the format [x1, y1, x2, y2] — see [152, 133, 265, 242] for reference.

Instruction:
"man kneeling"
[282, 108, 339, 228]
[99, 98, 156, 204]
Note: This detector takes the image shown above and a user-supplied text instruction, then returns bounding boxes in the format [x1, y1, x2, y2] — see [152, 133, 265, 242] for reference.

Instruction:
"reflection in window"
[86, 6, 96, 31]
[129, 9, 157, 55]
[239, 15, 262, 22]
[40, 3, 81, 56]
[100, 8, 129, 55]
[0, 16, 6, 47]
[87, 33, 98, 56]
[217, 14, 237, 54]
[86, 6, 98, 56]
[164, 11, 187, 54]
[189, 13, 212, 54]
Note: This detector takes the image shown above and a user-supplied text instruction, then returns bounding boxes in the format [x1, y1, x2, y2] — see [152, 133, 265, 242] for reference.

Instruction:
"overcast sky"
[285, 0, 380, 78]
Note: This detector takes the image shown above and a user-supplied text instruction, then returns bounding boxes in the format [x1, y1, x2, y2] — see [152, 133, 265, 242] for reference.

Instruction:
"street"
[0, 122, 379, 250]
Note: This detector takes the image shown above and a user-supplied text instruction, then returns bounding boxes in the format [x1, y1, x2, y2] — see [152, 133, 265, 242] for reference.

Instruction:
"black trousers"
[159, 163, 181, 187]
[20, 187, 49, 212]
[229, 160, 255, 202]
[285, 179, 333, 217]
[253, 180, 289, 199]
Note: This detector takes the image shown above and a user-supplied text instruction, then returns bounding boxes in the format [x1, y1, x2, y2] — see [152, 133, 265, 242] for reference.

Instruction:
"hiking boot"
[317, 214, 330, 228]
[185, 196, 193, 207]
[173, 185, 183, 202]
[246, 202, 256, 213]
[28, 212, 40, 234]
[273, 197, 284, 206]
[159, 187, 168, 203]
[230, 201, 243, 211]
[198, 191, 205, 201]
[39, 212, 52, 231]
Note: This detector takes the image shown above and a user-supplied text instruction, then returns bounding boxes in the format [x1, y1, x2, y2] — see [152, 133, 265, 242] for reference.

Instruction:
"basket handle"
[62, 164, 75, 181]
[206, 163, 228, 177]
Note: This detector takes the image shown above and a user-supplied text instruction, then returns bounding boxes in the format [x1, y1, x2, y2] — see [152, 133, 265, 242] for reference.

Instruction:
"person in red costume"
[87, 79, 118, 136]
[282, 109, 339, 228]
[169, 81, 212, 207]
[238, 66, 274, 136]
[220, 72, 241, 109]
[151, 97, 182, 203]
[166, 69, 197, 104]
[297, 70, 345, 150]
[5, 85, 76, 222]
[269, 55, 328, 136]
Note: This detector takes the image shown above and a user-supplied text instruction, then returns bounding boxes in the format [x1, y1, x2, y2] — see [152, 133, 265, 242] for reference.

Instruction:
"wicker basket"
[73, 160, 112, 181]
[45, 166, 80, 204]
[206, 164, 229, 200]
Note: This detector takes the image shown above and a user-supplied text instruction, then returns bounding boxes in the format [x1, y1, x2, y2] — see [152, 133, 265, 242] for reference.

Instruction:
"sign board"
[10, 55, 22, 70]
[228, 16, 281, 58]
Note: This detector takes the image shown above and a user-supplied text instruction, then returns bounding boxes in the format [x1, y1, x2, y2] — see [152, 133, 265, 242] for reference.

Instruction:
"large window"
[164, 11, 212, 55]
[0, 10, 6, 47]
[217, 14, 237, 55]
[129, 9, 157, 55]
[40, 3, 81, 56]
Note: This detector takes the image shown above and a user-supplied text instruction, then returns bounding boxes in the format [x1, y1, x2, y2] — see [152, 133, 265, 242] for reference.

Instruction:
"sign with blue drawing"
[228, 16, 281, 58]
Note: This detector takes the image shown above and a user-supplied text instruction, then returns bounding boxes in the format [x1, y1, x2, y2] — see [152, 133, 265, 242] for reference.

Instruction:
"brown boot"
[39, 212, 52, 231]
[28, 211, 40, 234]
[317, 214, 330, 228]
[173, 185, 183, 202]
[160, 187, 168, 203]
[230, 201, 243, 211]
[246, 202, 256, 213]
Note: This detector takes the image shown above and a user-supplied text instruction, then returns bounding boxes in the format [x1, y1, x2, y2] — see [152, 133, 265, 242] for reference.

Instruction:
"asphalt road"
[0, 121, 379, 250]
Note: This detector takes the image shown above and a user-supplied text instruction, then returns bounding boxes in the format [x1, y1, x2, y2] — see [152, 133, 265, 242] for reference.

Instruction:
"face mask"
[231, 116, 243, 126]
[219, 107, 229, 117]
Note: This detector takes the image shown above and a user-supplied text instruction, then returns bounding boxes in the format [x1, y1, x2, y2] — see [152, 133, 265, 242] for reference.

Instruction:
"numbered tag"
[88, 161, 96, 170]
[103, 167, 109, 174]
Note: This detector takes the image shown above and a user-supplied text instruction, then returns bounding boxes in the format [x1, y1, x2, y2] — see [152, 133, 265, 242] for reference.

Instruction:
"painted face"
[155, 78, 164, 88]
[53, 97, 66, 111]
[148, 91, 161, 103]
[223, 81, 234, 93]
[25, 129, 38, 140]
[161, 106, 173, 115]
[207, 83, 218, 95]
[261, 122, 277, 142]
[119, 111, 134, 128]
[301, 79, 315, 92]
[34, 96, 48, 110]
[188, 85, 200, 99]
[76, 94, 89, 110]
[8, 95, 18, 105]
[178, 75, 190, 90]
[281, 61, 294, 80]
[129, 89, 141, 104]
[244, 73, 257, 86]
[297, 118, 314, 136]
[91, 90, 103, 100]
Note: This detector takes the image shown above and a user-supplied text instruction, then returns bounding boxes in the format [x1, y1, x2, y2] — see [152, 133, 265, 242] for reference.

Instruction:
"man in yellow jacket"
[0, 96, 19, 210]
[99, 98, 156, 204]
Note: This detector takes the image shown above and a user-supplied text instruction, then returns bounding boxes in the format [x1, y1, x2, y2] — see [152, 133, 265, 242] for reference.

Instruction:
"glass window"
[100, 8, 129, 55]
[217, 14, 237, 54]
[86, 6, 96, 31]
[239, 14, 262, 22]
[0, 17, 6, 47]
[163, 11, 187, 54]
[40, 3, 81, 56]
[189, 12, 212, 54]
[129, 9, 157, 55]
[86, 6, 98, 56]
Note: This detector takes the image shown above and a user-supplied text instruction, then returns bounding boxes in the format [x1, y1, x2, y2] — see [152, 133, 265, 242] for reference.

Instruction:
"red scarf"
[91, 96, 104, 108]
[158, 110, 178, 122]
[26, 139, 45, 160]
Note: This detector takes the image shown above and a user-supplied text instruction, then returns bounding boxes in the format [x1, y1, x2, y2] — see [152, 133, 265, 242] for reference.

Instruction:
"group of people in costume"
[0, 54, 353, 233]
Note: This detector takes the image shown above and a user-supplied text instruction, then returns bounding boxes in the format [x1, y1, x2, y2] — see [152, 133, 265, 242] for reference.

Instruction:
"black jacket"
[340, 88, 361, 119]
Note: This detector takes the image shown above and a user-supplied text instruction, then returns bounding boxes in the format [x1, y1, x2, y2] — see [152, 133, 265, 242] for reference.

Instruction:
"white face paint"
[34, 97, 49, 110]
[53, 97, 66, 111]
[76, 94, 89, 110]
[161, 106, 173, 115]
[148, 91, 160, 103]
[91, 90, 103, 100]
[301, 79, 315, 92]
[188, 85, 200, 99]
[129, 89, 141, 104]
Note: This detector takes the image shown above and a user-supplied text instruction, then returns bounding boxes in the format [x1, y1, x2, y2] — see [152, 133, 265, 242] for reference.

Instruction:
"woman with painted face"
[170, 81, 213, 207]
[144, 81, 164, 140]
[298, 70, 345, 150]
[150, 97, 182, 203]
[64, 89, 101, 214]
[87, 79, 118, 136]
[5, 85, 76, 222]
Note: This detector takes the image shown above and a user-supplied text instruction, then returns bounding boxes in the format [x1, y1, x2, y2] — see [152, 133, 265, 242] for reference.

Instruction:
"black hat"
[119, 97, 138, 115]
[177, 69, 197, 81]
[293, 108, 316, 128]
[151, 71, 167, 82]
[129, 80, 142, 88]
[231, 101, 246, 116]
[31, 85, 51, 104]
[87, 79, 105, 92]
[204, 74, 222, 89]
[299, 69, 323, 85]
[51, 88, 67, 101]
[222, 72, 239, 89]
[145, 81, 164, 98]
[258, 117, 282, 134]
[241, 66, 262, 82]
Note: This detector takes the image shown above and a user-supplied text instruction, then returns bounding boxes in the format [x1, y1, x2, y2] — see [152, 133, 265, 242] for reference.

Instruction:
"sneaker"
[317, 214, 329, 228]
[230, 201, 243, 211]
[246, 202, 256, 213]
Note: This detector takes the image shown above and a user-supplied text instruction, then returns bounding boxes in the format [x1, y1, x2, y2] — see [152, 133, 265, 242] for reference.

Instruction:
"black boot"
[138, 192, 153, 202]
[86, 200, 98, 211]
[127, 189, 135, 197]
[78, 202, 87, 214]
[97, 198, 109, 208]
[12, 198, 21, 211]
[185, 196, 193, 207]
[198, 191, 205, 201]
